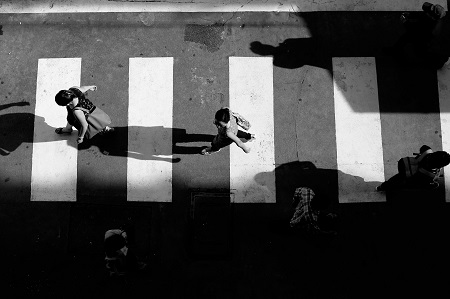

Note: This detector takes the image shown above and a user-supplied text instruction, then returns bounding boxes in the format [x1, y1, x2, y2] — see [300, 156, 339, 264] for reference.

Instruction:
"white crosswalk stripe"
[333, 57, 386, 203]
[437, 68, 450, 203]
[30, 56, 450, 203]
[229, 57, 276, 203]
[127, 57, 174, 202]
[31, 58, 80, 202]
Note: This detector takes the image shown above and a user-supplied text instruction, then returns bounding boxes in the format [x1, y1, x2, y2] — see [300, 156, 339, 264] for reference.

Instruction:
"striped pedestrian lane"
[229, 57, 276, 203]
[31, 58, 81, 202]
[27, 55, 450, 203]
[127, 57, 174, 202]
[333, 57, 386, 203]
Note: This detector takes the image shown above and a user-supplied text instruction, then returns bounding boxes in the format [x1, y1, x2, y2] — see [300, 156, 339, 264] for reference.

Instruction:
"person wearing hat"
[376, 145, 450, 191]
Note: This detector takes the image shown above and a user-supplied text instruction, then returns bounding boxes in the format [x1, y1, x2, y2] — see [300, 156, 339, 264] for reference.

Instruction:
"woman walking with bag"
[201, 107, 255, 155]
[54, 86, 113, 144]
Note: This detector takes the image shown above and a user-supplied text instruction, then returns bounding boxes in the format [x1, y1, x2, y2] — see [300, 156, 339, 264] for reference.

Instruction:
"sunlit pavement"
[1, 2, 450, 298]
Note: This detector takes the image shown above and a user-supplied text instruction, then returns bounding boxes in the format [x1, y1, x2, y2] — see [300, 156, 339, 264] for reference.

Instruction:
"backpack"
[231, 111, 251, 131]
[400, 149, 440, 181]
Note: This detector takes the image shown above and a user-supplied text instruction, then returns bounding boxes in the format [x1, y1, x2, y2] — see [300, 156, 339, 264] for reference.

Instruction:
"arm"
[73, 109, 89, 143]
[226, 131, 250, 153]
[71, 85, 97, 94]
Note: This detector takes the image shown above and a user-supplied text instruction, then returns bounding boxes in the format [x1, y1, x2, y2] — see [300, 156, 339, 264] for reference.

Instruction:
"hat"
[423, 2, 446, 20]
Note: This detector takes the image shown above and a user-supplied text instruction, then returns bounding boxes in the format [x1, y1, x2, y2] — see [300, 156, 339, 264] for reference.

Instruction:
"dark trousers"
[211, 130, 252, 151]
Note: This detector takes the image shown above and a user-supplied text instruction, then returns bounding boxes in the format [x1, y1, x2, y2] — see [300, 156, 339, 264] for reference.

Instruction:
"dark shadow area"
[250, 12, 449, 114]
[0, 101, 29, 111]
[376, 55, 441, 113]
[0, 112, 76, 155]
[80, 127, 214, 162]
[250, 38, 322, 69]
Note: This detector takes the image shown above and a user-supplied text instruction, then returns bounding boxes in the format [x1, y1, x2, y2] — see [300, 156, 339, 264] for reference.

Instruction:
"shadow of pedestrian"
[0, 112, 76, 156]
[81, 126, 214, 162]
[250, 38, 318, 69]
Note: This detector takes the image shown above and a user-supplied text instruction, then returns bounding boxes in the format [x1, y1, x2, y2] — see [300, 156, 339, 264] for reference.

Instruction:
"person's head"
[422, 2, 446, 20]
[214, 108, 231, 128]
[426, 151, 450, 169]
[104, 233, 126, 256]
[55, 89, 76, 106]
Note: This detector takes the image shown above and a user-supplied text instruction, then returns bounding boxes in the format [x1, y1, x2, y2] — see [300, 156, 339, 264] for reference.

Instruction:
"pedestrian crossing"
[333, 57, 386, 203]
[31, 58, 80, 202]
[127, 57, 174, 202]
[229, 57, 275, 203]
[27, 56, 450, 203]
[437, 67, 450, 201]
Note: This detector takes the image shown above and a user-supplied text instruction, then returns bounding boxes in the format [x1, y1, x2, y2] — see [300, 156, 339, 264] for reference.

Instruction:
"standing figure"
[389, 2, 447, 67]
[376, 145, 450, 191]
[201, 107, 255, 155]
[54, 86, 113, 144]
[290, 187, 338, 235]
[104, 229, 146, 277]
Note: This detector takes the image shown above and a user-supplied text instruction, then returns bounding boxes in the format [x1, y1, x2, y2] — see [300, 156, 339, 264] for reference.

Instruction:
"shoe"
[55, 127, 73, 134]
[375, 185, 384, 192]
[200, 147, 220, 155]
[100, 126, 114, 135]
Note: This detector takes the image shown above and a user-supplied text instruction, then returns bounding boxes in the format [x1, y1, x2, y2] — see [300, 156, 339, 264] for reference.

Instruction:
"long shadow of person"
[254, 160, 384, 220]
[1, 102, 76, 155]
[250, 38, 318, 69]
[81, 126, 214, 162]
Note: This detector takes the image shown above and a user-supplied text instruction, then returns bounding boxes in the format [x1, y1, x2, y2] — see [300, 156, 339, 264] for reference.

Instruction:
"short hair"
[215, 108, 231, 124]
[55, 89, 75, 106]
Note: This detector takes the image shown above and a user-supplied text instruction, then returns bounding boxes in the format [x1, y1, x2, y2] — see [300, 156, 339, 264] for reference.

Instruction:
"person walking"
[54, 86, 113, 144]
[104, 229, 146, 277]
[388, 2, 447, 67]
[201, 107, 255, 155]
[376, 145, 450, 191]
[290, 187, 338, 235]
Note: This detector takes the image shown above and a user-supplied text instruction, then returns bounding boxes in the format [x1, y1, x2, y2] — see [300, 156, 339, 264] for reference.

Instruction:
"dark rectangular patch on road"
[189, 191, 232, 259]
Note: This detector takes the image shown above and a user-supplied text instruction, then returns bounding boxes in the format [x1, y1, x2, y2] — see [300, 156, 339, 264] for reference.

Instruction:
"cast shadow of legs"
[81, 126, 214, 162]
[250, 38, 322, 69]
[1, 111, 76, 156]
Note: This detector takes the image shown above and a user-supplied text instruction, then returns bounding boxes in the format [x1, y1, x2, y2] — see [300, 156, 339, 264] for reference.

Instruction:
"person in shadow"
[250, 38, 317, 69]
[290, 186, 338, 235]
[376, 145, 450, 192]
[104, 228, 146, 277]
[386, 2, 447, 68]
